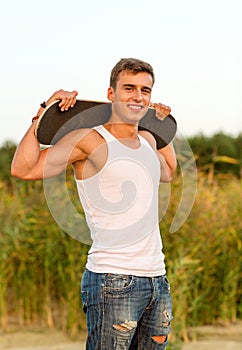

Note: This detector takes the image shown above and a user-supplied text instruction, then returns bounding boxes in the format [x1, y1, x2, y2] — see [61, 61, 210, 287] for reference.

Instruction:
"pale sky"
[0, 0, 241, 146]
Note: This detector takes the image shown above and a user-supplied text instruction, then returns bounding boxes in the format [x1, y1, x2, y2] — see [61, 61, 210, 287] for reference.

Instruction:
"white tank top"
[75, 125, 166, 277]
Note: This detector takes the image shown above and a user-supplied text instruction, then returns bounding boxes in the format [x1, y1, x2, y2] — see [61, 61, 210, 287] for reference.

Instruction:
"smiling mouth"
[127, 104, 143, 111]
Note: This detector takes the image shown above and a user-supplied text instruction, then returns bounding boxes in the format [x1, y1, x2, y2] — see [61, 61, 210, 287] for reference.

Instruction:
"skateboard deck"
[35, 99, 177, 149]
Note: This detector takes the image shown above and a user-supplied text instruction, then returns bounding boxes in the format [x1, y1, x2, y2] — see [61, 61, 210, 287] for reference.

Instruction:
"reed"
[162, 173, 242, 342]
[0, 172, 241, 343]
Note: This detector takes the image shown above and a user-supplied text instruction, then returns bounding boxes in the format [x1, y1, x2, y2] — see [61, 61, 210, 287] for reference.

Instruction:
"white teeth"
[129, 105, 142, 110]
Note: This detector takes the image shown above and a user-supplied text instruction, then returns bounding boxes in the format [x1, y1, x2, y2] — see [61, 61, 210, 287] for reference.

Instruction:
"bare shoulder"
[69, 127, 106, 153]
[57, 127, 103, 146]
[50, 128, 106, 161]
[138, 130, 156, 150]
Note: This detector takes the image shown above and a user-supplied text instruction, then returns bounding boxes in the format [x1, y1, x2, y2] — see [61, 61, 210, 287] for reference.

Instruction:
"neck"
[104, 122, 139, 140]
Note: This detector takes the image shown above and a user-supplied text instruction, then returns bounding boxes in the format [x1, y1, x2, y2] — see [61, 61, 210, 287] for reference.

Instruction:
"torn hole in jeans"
[113, 320, 137, 331]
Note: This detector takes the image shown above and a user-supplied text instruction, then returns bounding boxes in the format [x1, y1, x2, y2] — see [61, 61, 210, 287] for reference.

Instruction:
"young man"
[11, 58, 177, 349]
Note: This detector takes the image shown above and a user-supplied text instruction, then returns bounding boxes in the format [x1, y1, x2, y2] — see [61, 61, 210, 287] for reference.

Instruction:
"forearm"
[11, 120, 41, 179]
[11, 89, 78, 180]
[157, 143, 177, 182]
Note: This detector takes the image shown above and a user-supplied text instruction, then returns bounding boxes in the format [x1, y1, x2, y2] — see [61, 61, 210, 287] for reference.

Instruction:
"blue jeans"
[81, 269, 173, 349]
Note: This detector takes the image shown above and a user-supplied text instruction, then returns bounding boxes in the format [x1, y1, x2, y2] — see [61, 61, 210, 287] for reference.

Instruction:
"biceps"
[36, 131, 88, 179]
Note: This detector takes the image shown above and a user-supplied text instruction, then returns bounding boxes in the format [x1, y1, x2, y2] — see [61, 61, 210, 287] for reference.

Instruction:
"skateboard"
[35, 99, 177, 149]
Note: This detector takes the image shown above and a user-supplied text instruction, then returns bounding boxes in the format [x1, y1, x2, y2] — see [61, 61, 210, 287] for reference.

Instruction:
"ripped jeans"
[81, 269, 173, 349]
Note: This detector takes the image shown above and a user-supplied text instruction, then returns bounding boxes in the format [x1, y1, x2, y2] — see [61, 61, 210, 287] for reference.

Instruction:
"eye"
[125, 86, 133, 91]
[142, 87, 151, 94]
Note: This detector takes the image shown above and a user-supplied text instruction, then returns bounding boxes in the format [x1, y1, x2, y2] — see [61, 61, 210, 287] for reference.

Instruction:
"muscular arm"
[157, 143, 177, 182]
[11, 121, 43, 179]
[150, 102, 177, 182]
[139, 130, 177, 182]
[11, 125, 91, 180]
[140, 102, 177, 182]
[11, 89, 85, 180]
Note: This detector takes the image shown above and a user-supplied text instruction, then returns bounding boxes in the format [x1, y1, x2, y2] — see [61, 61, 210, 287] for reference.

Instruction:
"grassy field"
[0, 171, 241, 346]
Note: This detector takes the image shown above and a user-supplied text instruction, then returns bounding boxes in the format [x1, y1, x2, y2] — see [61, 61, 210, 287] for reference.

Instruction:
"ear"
[107, 87, 114, 102]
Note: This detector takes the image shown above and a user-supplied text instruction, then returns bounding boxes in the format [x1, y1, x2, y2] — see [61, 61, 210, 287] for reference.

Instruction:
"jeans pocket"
[161, 275, 171, 293]
[104, 274, 136, 296]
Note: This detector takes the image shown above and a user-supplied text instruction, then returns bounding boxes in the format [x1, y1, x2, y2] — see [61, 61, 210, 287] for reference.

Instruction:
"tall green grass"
[161, 174, 242, 342]
[0, 173, 241, 342]
[0, 178, 89, 337]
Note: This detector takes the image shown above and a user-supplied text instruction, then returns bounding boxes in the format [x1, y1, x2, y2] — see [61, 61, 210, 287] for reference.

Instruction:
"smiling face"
[107, 71, 153, 124]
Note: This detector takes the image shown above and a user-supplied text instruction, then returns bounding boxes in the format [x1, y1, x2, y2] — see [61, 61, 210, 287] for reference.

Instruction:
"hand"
[47, 89, 78, 111]
[149, 102, 171, 121]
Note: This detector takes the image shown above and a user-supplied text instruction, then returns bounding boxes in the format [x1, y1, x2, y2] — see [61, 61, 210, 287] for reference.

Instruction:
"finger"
[149, 102, 156, 109]
[72, 90, 78, 97]
[59, 97, 69, 111]
[156, 107, 168, 120]
[66, 90, 78, 108]
[70, 91, 78, 107]
[58, 91, 78, 111]
[62, 96, 76, 110]
[157, 104, 171, 116]
[158, 103, 171, 112]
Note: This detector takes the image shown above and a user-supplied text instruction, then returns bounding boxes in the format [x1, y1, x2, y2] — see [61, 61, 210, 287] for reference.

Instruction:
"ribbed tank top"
[75, 125, 166, 276]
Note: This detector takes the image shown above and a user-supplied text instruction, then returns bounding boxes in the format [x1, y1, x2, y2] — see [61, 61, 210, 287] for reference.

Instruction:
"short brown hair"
[110, 58, 155, 89]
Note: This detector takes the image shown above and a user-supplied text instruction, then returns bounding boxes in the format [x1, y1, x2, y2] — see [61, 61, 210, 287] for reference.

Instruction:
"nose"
[132, 88, 142, 102]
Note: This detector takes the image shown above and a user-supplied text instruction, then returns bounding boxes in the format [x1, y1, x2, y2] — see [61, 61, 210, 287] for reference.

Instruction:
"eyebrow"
[123, 84, 152, 92]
